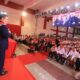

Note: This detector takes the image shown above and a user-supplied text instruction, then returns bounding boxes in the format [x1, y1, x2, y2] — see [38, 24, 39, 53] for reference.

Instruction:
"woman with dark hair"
[0, 11, 9, 76]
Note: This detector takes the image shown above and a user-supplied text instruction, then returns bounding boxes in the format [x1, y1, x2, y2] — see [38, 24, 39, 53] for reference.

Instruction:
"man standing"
[0, 11, 9, 76]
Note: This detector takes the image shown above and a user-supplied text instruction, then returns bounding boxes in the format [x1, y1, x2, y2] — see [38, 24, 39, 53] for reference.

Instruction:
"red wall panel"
[7, 24, 21, 36]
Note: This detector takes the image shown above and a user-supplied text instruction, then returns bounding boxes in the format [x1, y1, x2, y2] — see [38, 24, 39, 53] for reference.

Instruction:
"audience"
[9, 33, 80, 72]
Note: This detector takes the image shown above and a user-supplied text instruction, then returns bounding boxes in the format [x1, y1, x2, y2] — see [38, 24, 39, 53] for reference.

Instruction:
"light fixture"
[66, 6, 70, 9]
[21, 11, 27, 16]
[75, 2, 79, 8]
[0, 11, 7, 15]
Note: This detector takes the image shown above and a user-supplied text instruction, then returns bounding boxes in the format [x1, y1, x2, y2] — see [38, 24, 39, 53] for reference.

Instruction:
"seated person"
[67, 48, 78, 67]
[56, 44, 65, 63]
[48, 45, 57, 59]
[75, 52, 80, 71]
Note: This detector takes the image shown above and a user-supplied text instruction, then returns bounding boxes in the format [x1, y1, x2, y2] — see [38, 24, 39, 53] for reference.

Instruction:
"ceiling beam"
[24, 0, 43, 10]
[0, 0, 36, 15]
[0, 0, 23, 10]
[4, 0, 9, 4]
[0, 0, 4, 5]
[26, 8, 36, 14]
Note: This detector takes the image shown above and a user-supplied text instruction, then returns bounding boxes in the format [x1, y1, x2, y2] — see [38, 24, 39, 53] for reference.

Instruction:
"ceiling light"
[4, 12, 7, 15]
[75, 2, 79, 7]
[21, 11, 27, 16]
[66, 6, 70, 9]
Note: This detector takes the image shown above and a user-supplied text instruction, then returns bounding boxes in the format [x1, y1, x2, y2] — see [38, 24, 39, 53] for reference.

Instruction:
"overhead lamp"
[21, 11, 27, 16]
[66, 6, 70, 9]
[0, 11, 7, 15]
[75, 2, 79, 7]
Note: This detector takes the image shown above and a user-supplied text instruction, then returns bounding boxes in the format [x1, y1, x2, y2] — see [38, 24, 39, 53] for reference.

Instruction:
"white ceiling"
[5, 0, 80, 11]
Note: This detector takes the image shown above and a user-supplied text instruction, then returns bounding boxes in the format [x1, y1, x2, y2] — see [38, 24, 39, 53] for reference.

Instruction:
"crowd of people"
[48, 39, 80, 71]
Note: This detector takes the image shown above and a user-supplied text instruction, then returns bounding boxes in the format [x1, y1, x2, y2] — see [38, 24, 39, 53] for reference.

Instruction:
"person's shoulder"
[0, 24, 7, 27]
[0, 24, 7, 30]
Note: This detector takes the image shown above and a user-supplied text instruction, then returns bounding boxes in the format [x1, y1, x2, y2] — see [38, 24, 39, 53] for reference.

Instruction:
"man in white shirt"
[67, 48, 79, 67]
[71, 48, 79, 61]
[61, 47, 70, 64]
[55, 44, 65, 63]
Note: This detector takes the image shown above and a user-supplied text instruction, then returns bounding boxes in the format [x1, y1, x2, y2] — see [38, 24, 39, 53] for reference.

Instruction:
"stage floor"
[0, 58, 35, 80]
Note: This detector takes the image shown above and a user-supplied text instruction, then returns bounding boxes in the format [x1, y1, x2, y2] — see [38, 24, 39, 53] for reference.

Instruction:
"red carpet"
[0, 58, 35, 80]
[0, 52, 48, 80]
[18, 52, 48, 65]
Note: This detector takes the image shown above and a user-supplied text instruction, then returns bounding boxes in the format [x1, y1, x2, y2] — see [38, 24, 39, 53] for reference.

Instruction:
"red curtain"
[7, 24, 21, 36]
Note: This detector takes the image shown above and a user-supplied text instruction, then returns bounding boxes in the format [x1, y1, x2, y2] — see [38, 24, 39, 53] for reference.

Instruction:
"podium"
[6, 38, 17, 58]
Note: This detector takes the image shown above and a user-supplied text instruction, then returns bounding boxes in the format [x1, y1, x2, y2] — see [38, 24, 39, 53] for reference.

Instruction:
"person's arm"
[1, 25, 9, 39]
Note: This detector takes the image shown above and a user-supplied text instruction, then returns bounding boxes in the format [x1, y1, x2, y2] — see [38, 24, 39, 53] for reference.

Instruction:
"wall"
[35, 17, 54, 36]
[7, 24, 21, 36]
[21, 13, 35, 35]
